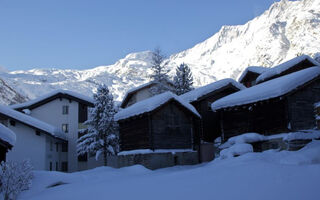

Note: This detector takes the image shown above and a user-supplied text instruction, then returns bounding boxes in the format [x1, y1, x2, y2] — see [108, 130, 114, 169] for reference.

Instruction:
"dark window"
[9, 120, 15, 126]
[78, 153, 88, 162]
[62, 105, 69, 115]
[35, 130, 41, 136]
[49, 162, 52, 171]
[56, 162, 59, 171]
[62, 124, 69, 133]
[62, 143, 68, 152]
[61, 162, 68, 172]
[56, 143, 59, 152]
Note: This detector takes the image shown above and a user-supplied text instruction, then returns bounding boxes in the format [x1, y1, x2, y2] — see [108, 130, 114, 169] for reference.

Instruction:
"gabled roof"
[120, 80, 173, 108]
[11, 89, 94, 110]
[0, 123, 16, 147]
[115, 92, 200, 121]
[0, 105, 66, 141]
[238, 66, 268, 83]
[256, 55, 320, 84]
[212, 66, 320, 111]
[180, 78, 245, 103]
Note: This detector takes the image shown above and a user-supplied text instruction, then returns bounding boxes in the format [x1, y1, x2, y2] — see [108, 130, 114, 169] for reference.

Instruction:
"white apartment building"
[10, 90, 103, 172]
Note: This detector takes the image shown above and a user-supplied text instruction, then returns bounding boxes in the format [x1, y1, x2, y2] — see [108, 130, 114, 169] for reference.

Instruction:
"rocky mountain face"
[0, 78, 28, 105]
[0, 0, 319, 104]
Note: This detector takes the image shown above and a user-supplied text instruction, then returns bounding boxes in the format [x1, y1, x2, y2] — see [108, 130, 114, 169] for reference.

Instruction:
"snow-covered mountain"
[0, 0, 319, 104]
[0, 78, 28, 105]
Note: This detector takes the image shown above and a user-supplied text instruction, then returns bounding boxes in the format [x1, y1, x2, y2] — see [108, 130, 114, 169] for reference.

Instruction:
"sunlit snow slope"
[0, 0, 319, 104]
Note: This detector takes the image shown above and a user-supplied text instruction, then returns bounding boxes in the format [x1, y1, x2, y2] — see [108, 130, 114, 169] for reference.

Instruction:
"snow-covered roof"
[0, 123, 16, 146]
[180, 78, 245, 103]
[115, 92, 200, 121]
[11, 89, 94, 110]
[212, 66, 320, 111]
[256, 55, 320, 84]
[120, 80, 173, 108]
[0, 105, 66, 140]
[238, 66, 268, 82]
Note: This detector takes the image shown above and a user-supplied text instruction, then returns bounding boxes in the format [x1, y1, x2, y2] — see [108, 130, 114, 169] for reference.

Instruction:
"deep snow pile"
[18, 140, 320, 200]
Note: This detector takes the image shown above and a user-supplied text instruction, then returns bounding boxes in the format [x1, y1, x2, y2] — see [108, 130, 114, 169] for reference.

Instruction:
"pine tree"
[149, 47, 170, 95]
[173, 63, 194, 95]
[77, 84, 119, 166]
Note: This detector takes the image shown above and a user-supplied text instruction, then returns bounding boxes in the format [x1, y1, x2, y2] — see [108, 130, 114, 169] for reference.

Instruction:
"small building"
[0, 105, 67, 170]
[238, 66, 268, 87]
[180, 78, 245, 143]
[0, 123, 16, 162]
[10, 89, 95, 172]
[256, 55, 320, 84]
[212, 66, 320, 142]
[120, 80, 174, 108]
[115, 92, 201, 151]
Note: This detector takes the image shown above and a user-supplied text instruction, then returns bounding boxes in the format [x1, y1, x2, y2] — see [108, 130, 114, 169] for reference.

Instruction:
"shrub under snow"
[0, 160, 33, 200]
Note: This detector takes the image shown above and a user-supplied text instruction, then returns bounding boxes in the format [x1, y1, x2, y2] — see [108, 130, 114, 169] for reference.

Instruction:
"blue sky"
[0, 0, 279, 71]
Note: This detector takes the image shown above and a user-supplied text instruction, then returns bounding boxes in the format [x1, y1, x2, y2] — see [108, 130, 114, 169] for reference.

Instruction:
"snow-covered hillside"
[0, 78, 28, 105]
[19, 140, 320, 200]
[1, 0, 320, 103]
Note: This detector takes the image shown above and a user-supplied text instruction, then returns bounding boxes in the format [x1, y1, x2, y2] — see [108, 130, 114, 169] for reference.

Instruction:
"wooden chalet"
[0, 124, 16, 162]
[212, 67, 320, 142]
[238, 66, 268, 87]
[115, 92, 201, 151]
[180, 79, 245, 143]
[120, 80, 174, 108]
[256, 55, 320, 84]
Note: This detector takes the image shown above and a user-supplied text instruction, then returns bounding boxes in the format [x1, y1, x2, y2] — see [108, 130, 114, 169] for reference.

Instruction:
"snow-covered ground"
[19, 140, 320, 200]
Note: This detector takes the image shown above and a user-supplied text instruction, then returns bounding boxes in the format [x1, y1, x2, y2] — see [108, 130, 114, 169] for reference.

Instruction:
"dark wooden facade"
[0, 139, 12, 162]
[190, 85, 242, 143]
[219, 78, 320, 142]
[118, 100, 199, 151]
[239, 71, 261, 88]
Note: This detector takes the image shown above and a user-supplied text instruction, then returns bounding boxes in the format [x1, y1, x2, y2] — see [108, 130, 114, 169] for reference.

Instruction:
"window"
[62, 143, 68, 152]
[61, 162, 68, 172]
[50, 141, 53, 151]
[62, 105, 69, 115]
[56, 162, 59, 171]
[56, 143, 59, 152]
[49, 162, 52, 171]
[35, 130, 41, 136]
[78, 153, 88, 162]
[9, 120, 15, 126]
[62, 124, 69, 133]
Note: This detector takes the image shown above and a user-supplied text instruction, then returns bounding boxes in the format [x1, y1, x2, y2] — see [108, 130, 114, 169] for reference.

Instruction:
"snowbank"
[180, 78, 245, 103]
[283, 130, 320, 141]
[0, 123, 16, 146]
[212, 67, 320, 111]
[256, 55, 320, 83]
[220, 143, 253, 159]
[19, 140, 320, 200]
[118, 149, 194, 156]
[115, 92, 200, 121]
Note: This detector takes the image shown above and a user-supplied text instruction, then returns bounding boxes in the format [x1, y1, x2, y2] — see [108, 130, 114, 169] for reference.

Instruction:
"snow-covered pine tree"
[77, 84, 119, 166]
[0, 160, 33, 200]
[173, 63, 194, 95]
[149, 47, 170, 95]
